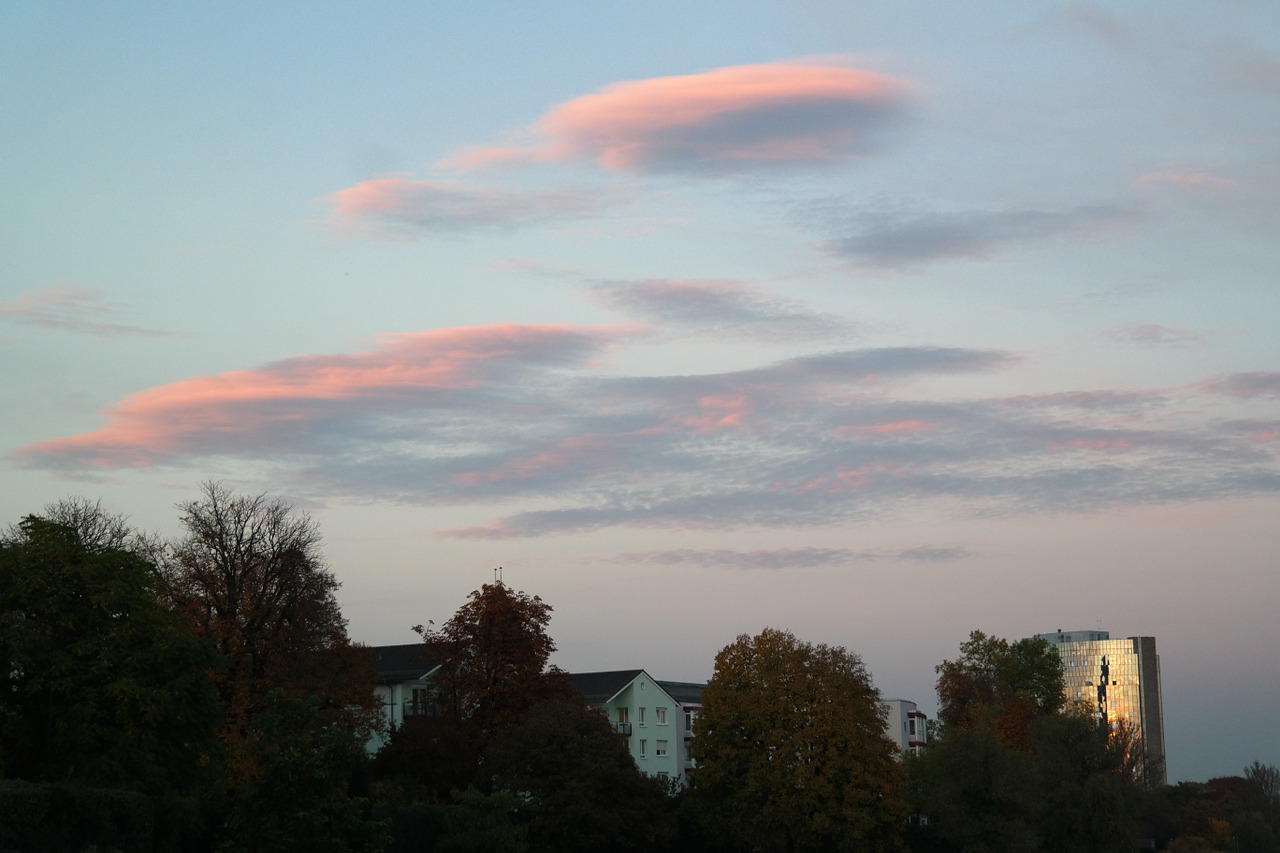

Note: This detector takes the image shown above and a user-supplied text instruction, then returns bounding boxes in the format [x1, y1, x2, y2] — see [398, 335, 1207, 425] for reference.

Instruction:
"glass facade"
[1035, 631, 1166, 786]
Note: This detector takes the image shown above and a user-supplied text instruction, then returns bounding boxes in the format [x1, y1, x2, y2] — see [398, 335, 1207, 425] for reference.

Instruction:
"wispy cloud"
[1203, 372, 1280, 399]
[326, 177, 614, 236]
[815, 203, 1134, 269]
[590, 278, 850, 338]
[0, 285, 172, 337]
[17, 325, 1278, 537]
[610, 545, 976, 570]
[441, 61, 912, 176]
[1135, 171, 1236, 191]
[1097, 323, 1206, 348]
[17, 324, 623, 469]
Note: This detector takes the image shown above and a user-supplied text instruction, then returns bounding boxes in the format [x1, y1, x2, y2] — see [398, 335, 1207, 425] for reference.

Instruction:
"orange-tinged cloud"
[443, 61, 911, 174]
[834, 419, 932, 439]
[20, 324, 614, 469]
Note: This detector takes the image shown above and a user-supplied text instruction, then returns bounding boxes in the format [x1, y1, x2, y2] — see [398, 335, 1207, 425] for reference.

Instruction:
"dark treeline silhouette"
[2, 492, 1276, 852]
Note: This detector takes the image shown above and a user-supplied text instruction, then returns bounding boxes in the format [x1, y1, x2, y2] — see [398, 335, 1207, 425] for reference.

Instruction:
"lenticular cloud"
[443, 61, 912, 174]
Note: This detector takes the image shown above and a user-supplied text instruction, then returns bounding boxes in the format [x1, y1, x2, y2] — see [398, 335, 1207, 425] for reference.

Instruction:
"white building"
[570, 670, 706, 787]
[883, 698, 928, 756]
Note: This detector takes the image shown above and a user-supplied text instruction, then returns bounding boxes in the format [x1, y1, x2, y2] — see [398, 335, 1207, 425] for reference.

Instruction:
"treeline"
[2, 488, 1277, 852]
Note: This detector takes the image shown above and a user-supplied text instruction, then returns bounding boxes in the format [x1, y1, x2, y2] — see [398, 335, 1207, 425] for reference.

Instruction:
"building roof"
[368, 643, 441, 683]
[656, 680, 706, 705]
[569, 670, 707, 706]
[570, 669, 646, 704]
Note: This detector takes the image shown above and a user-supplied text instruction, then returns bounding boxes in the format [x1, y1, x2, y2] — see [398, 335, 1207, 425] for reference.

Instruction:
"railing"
[613, 722, 633, 736]
[403, 701, 440, 718]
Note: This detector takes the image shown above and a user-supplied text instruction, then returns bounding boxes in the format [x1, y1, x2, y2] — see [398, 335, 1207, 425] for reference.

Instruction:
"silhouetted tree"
[0, 514, 221, 796]
[163, 482, 378, 782]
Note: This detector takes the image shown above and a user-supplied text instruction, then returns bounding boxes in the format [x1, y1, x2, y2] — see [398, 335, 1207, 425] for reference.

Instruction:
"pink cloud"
[834, 420, 932, 439]
[678, 395, 753, 434]
[18, 324, 615, 469]
[442, 61, 911, 174]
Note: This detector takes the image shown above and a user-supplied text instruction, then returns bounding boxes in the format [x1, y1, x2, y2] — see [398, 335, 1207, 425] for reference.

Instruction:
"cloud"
[1097, 324, 1206, 348]
[1203, 373, 1280, 399]
[17, 326, 1279, 538]
[326, 177, 612, 236]
[818, 203, 1134, 269]
[0, 284, 172, 337]
[1135, 171, 1236, 191]
[609, 545, 976, 570]
[441, 61, 912, 175]
[589, 278, 850, 338]
[17, 324, 621, 469]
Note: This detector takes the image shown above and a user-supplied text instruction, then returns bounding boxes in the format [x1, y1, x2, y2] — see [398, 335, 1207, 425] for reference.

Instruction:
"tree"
[486, 695, 674, 853]
[415, 582, 564, 760]
[690, 628, 906, 853]
[0, 513, 221, 796]
[908, 630, 1138, 853]
[163, 482, 377, 775]
[162, 483, 381, 850]
[934, 630, 1064, 749]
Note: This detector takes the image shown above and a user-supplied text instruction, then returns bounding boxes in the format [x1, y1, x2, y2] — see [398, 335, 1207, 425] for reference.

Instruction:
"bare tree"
[163, 482, 375, 779]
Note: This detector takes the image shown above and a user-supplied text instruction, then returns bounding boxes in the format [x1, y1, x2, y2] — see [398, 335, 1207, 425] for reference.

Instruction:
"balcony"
[403, 701, 440, 718]
[613, 722, 633, 736]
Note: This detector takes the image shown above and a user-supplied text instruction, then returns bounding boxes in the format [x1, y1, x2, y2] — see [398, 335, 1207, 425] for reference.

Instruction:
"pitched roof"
[656, 680, 707, 705]
[569, 670, 646, 704]
[368, 643, 441, 683]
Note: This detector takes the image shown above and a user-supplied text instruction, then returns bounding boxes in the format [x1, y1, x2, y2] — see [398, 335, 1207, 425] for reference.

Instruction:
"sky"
[2, 1, 1277, 783]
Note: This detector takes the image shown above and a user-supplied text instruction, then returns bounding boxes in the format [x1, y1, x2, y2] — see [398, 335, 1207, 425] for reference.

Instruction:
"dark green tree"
[486, 695, 674, 853]
[908, 630, 1138, 853]
[690, 627, 906, 853]
[216, 690, 389, 853]
[0, 513, 221, 795]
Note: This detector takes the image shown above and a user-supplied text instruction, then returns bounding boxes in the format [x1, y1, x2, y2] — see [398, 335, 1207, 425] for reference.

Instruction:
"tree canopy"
[0, 514, 221, 796]
[690, 627, 906, 853]
[909, 630, 1139, 853]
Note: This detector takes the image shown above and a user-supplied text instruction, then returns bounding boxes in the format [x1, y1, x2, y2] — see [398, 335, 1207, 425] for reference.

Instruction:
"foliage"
[0, 778, 154, 853]
[0, 514, 222, 796]
[163, 481, 378, 782]
[908, 630, 1138, 853]
[416, 582, 560, 738]
[376, 788, 528, 853]
[934, 630, 1064, 749]
[690, 627, 907, 853]
[215, 690, 389, 853]
[486, 695, 675, 853]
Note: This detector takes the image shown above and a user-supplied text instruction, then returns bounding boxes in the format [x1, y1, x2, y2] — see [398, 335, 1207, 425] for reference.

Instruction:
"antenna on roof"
[494, 566, 503, 585]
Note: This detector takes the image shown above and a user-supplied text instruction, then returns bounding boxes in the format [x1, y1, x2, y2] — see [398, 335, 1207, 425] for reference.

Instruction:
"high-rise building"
[1034, 629, 1166, 786]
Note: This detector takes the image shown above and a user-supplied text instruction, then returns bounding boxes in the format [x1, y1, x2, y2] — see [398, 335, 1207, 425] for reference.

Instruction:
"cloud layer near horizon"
[18, 322, 1280, 538]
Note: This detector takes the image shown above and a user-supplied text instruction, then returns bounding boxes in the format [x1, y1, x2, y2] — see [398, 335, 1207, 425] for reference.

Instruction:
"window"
[617, 707, 629, 724]
[656, 740, 668, 757]
[655, 707, 667, 725]
[639, 739, 647, 758]
[908, 718, 916, 736]
[639, 707, 646, 726]
[685, 710, 696, 732]
[657, 772, 669, 780]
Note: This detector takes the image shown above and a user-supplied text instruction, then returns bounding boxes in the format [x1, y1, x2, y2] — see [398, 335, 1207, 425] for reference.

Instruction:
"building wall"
[1036, 631, 1166, 786]
[605, 674, 688, 784]
[883, 698, 928, 755]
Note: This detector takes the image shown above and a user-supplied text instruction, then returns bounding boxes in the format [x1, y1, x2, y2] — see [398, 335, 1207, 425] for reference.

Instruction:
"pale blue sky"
[3, 1, 1278, 782]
